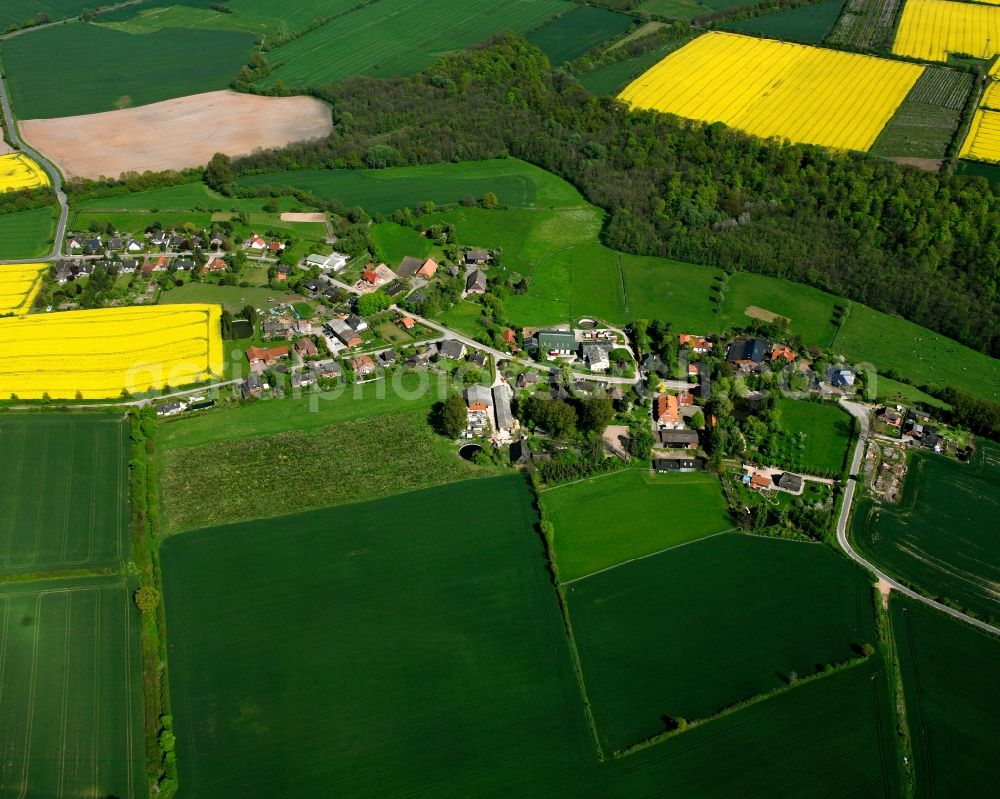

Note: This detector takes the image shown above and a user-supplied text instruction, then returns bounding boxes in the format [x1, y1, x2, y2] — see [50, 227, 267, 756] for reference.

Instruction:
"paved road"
[835, 399, 1000, 637]
[0, 74, 69, 262]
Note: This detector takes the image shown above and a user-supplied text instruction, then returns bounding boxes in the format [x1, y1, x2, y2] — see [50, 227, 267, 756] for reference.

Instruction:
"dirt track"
[19, 90, 332, 180]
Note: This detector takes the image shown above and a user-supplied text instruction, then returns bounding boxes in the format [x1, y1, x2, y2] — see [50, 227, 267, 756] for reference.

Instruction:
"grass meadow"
[371, 221, 434, 265]
[0, 414, 129, 575]
[540, 469, 733, 581]
[774, 399, 854, 476]
[2, 23, 255, 118]
[526, 6, 635, 65]
[0, 207, 55, 259]
[258, 0, 572, 87]
[162, 476, 901, 798]
[159, 409, 494, 531]
[567, 534, 880, 750]
[236, 158, 586, 214]
[722, 1, 842, 43]
[892, 599, 1000, 797]
[0, 575, 146, 799]
[852, 441, 1000, 623]
[0, 0, 91, 29]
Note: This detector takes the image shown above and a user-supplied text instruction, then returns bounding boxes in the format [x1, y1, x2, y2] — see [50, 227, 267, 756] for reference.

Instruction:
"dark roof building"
[726, 338, 770, 366]
[396, 256, 424, 278]
[657, 429, 699, 448]
[653, 457, 705, 473]
[777, 472, 803, 492]
[439, 339, 467, 360]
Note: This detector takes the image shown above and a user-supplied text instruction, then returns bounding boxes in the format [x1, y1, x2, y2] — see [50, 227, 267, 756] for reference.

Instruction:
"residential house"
[245, 235, 267, 251]
[679, 334, 713, 353]
[107, 236, 124, 251]
[537, 330, 577, 357]
[378, 348, 398, 366]
[439, 339, 467, 360]
[653, 457, 705, 473]
[464, 385, 493, 411]
[293, 320, 314, 336]
[657, 429, 699, 449]
[304, 252, 348, 272]
[291, 370, 317, 389]
[465, 268, 487, 294]
[276, 264, 293, 281]
[417, 258, 438, 279]
[155, 400, 185, 417]
[326, 319, 361, 348]
[654, 394, 681, 428]
[246, 345, 289, 371]
[174, 259, 195, 272]
[396, 256, 424, 279]
[303, 278, 328, 294]
[517, 371, 540, 389]
[262, 320, 292, 340]
[240, 373, 265, 399]
[465, 248, 490, 265]
[295, 338, 318, 358]
[385, 279, 408, 298]
[749, 473, 772, 490]
[879, 407, 903, 428]
[202, 256, 227, 274]
[268, 240, 285, 254]
[642, 353, 665, 375]
[493, 384, 514, 432]
[404, 347, 434, 368]
[345, 314, 368, 333]
[67, 237, 82, 251]
[120, 259, 138, 273]
[771, 345, 796, 364]
[314, 360, 342, 379]
[777, 472, 803, 492]
[829, 368, 855, 388]
[726, 338, 770, 369]
[400, 316, 416, 330]
[126, 239, 143, 253]
[468, 351, 489, 369]
[502, 329, 517, 349]
[677, 391, 695, 407]
[350, 355, 376, 377]
[582, 344, 610, 372]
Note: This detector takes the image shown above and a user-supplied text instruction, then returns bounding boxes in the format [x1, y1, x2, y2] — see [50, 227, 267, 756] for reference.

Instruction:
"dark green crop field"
[0, 207, 55, 259]
[0, 0, 91, 30]
[236, 158, 586, 214]
[162, 476, 900, 798]
[0, 576, 146, 799]
[567, 534, 879, 750]
[853, 442, 1000, 623]
[0, 413, 129, 575]
[722, 1, 842, 43]
[258, 0, 571, 88]
[892, 599, 1000, 797]
[526, 6, 635, 65]
[540, 469, 733, 581]
[2, 23, 255, 118]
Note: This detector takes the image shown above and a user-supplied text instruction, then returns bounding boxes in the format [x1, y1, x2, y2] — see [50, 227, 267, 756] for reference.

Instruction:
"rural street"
[0, 74, 69, 262]
[835, 398, 1000, 637]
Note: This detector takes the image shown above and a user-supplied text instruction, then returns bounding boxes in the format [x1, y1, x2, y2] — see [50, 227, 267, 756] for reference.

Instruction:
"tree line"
[222, 34, 1000, 361]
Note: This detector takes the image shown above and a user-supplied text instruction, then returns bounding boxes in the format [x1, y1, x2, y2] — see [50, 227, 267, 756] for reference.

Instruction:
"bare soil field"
[745, 305, 789, 324]
[279, 212, 327, 222]
[888, 157, 943, 172]
[20, 90, 332, 179]
[0, 139, 12, 155]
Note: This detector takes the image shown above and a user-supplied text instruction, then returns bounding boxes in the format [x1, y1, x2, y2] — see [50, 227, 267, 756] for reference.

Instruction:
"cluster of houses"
[877, 405, 941, 450]
[742, 466, 805, 494]
[528, 326, 623, 373]
[462, 383, 515, 440]
[66, 228, 294, 258]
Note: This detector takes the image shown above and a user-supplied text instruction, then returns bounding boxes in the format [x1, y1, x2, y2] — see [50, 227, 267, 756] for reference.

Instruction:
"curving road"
[0, 73, 69, 262]
[835, 399, 1000, 637]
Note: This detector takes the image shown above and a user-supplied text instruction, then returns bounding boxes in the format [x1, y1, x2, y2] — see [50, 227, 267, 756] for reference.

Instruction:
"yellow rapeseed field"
[893, 0, 1000, 62]
[0, 264, 45, 316]
[959, 109, 1000, 162]
[619, 32, 923, 151]
[980, 80, 1000, 110]
[0, 304, 224, 399]
[0, 153, 50, 192]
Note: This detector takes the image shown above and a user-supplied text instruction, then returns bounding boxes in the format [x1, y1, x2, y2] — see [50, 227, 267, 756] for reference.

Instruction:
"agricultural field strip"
[893, 0, 1000, 62]
[0, 153, 49, 192]
[958, 74, 1000, 162]
[620, 32, 923, 151]
[0, 263, 45, 315]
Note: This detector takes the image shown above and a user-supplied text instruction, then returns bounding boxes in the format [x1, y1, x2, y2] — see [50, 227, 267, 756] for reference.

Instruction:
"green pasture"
[892, 599, 1000, 798]
[372, 221, 434, 265]
[258, 0, 572, 87]
[874, 376, 949, 410]
[157, 283, 302, 313]
[236, 158, 587, 214]
[852, 442, 1000, 623]
[162, 476, 901, 798]
[567, 533, 880, 750]
[159, 409, 493, 531]
[0, 414, 129, 575]
[773, 398, 854, 476]
[0, 0, 90, 30]
[2, 22, 255, 118]
[0, 575, 145, 799]
[438, 299, 488, 338]
[0, 207, 55, 259]
[541, 469, 733, 581]
[527, 6, 635, 65]
[722, 1, 842, 43]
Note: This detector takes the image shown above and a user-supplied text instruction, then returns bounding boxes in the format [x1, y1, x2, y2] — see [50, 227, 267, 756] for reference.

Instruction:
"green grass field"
[0, 414, 129, 575]
[157, 282, 302, 313]
[773, 399, 854, 476]
[0, 0, 91, 29]
[567, 533, 880, 750]
[526, 6, 635, 65]
[722, 0, 842, 43]
[875, 376, 949, 410]
[160, 409, 492, 531]
[0, 206, 55, 259]
[852, 441, 1000, 622]
[870, 68, 973, 159]
[371, 221, 434, 265]
[0, 575, 146, 799]
[236, 158, 587, 214]
[258, 0, 572, 87]
[891, 599, 1000, 798]
[2, 22, 255, 118]
[541, 469, 733, 581]
[162, 475, 901, 797]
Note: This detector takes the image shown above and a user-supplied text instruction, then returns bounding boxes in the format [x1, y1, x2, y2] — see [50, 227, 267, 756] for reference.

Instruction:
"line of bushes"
[873, 588, 915, 796]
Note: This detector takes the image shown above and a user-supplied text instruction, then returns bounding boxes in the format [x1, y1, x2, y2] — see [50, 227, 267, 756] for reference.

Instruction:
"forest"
[220, 34, 1000, 359]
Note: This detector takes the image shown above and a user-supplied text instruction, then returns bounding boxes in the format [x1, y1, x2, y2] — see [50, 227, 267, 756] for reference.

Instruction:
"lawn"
[0, 207, 55, 259]
[159, 409, 494, 531]
[0, 413, 129, 575]
[0, 575, 145, 799]
[371, 221, 434, 265]
[161, 475, 901, 797]
[1, 22, 255, 118]
[526, 6, 636, 65]
[891, 598, 1000, 798]
[540, 469, 733, 581]
[439, 299, 488, 338]
[774, 398, 855, 476]
[158, 283, 302, 312]
[257, 0, 573, 87]
[852, 441, 1000, 623]
[236, 158, 587, 214]
[567, 533, 880, 751]
[722, 0, 842, 43]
